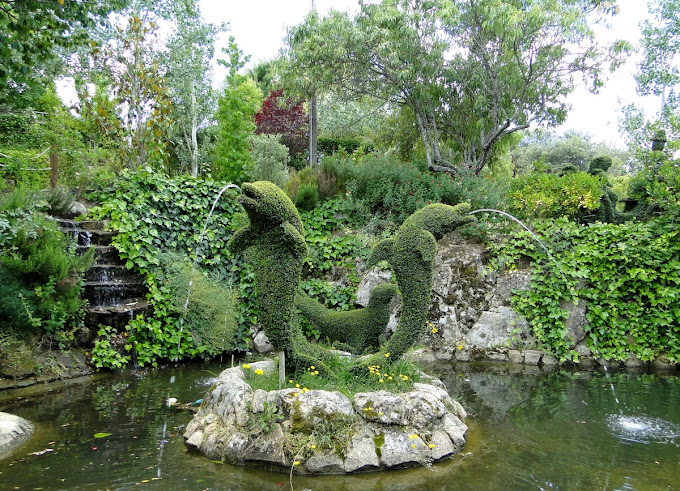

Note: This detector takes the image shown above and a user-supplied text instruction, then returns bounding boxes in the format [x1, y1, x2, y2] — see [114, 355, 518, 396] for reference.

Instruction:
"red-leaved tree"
[255, 89, 308, 156]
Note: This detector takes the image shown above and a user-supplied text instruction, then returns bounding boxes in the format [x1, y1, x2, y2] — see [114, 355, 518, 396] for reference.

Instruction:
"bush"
[0, 188, 93, 340]
[248, 133, 289, 188]
[295, 182, 319, 210]
[507, 171, 603, 220]
[344, 154, 507, 224]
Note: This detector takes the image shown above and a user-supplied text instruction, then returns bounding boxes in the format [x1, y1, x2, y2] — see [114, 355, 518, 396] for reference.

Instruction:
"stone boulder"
[184, 363, 467, 474]
[0, 412, 34, 460]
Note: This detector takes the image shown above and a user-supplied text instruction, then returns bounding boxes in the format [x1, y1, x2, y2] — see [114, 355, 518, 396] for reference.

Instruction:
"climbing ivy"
[493, 217, 680, 363]
[87, 168, 251, 366]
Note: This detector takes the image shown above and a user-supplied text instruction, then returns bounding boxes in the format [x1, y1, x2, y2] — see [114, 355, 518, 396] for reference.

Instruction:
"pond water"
[1, 361, 679, 490]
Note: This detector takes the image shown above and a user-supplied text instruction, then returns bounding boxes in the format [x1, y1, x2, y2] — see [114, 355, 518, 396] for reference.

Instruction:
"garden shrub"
[493, 217, 680, 363]
[317, 135, 372, 156]
[507, 171, 603, 220]
[0, 188, 93, 341]
[344, 154, 507, 223]
[248, 133, 289, 188]
[294, 181, 319, 210]
[156, 254, 237, 354]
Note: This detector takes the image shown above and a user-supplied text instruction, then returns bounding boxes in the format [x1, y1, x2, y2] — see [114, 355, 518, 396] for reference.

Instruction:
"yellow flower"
[428, 444, 436, 449]
[378, 412, 383, 416]
[254, 369, 264, 375]
[288, 379, 293, 384]
[363, 407, 372, 411]
[311, 445, 316, 449]
[379, 379, 384, 383]
[310, 366, 315, 370]
[242, 363, 250, 369]
[295, 384, 300, 388]
[388, 376, 393, 380]
[411, 444, 416, 448]
[293, 461, 300, 466]
[432, 327, 439, 334]
[314, 370, 319, 375]
[303, 388, 310, 393]
[292, 392, 298, 397]
[384, 353, 390, 358]
[458, 344, 464, 350]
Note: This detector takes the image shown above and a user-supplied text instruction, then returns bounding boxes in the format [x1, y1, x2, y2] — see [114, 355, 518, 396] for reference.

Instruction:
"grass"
[240, 352, 423, 401]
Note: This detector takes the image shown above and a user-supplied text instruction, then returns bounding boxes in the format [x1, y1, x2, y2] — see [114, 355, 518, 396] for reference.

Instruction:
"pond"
[1, 361, 679, 490]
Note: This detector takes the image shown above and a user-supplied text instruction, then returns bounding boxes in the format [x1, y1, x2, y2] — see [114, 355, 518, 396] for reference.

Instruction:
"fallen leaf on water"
[47, 441, 55, 445]
[29, 449, 53, 456]
[94, 432, 112, 438]
[212, 460, 223, 464]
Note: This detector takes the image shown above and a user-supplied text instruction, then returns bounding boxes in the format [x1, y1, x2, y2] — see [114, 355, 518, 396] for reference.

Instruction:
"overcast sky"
[199, 0, 656, 148]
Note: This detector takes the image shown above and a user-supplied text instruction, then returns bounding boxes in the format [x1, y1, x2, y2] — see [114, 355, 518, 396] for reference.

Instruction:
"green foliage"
[87, 168, 249, 366]
[493, 217, 680, 363]
[228, 181, 333, 374]
[91, 324, 131, 369]
[214, 37, 263, 183]
[294, 182, 319, 211]
[0, 188, 92, 338]
[361, 202, 474, 367]
[248, 133, 289, 188]
[296, 283, 397, 354]
[318, 136, 371, 156]
[344, 154, 507, 223]
[507, 172, 604, 220]
[157, 254, 237, 354]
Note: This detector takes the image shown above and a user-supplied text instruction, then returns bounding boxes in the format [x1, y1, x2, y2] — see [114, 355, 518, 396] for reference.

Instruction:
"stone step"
[77, 245, 121, 264]
[85, 265, 139, 283]
[56, 218, 110, 232]
[85, 300, 152, 330]
[83, 282, 147, 307]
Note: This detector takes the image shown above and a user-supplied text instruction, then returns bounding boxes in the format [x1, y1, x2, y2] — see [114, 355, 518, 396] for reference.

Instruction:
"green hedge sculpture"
[296, 283, 398, 354]
[228, 181, 331, 374]
[360, 203, 474, 367]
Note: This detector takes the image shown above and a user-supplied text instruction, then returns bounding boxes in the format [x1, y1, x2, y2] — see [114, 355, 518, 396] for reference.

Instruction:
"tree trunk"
[190, 79, 199, 177]
[309, 96, 318, 166]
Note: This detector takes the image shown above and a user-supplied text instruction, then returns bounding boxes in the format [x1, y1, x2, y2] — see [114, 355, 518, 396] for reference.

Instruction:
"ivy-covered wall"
[494, 216, 680, 363]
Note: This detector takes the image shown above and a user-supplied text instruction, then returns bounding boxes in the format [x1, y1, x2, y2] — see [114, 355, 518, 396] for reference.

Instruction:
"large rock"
[355, 268, 393, 307]
[0, 413, 34, 460]
[185, 364, 467, 474]
[466, 306, 534, 349]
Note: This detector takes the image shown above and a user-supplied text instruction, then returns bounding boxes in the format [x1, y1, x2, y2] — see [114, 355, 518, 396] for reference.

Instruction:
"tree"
[213, 37, 263, 183]
[163, 1, 223, 176]
[0, 0, 129, 86]
[93, 16, 173, 171]
[283, 0, 628, 174]
[255, 89, 308, 157]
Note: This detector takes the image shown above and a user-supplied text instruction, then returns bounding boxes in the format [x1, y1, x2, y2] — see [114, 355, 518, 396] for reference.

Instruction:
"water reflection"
[0, 361, 678, 490]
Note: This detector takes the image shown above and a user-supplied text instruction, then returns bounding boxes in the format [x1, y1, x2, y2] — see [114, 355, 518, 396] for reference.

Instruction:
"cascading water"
[175, 183, 241, 361]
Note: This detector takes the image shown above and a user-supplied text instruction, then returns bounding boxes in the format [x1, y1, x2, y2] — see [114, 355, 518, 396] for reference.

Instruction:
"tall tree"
[93, 15, 173, 170]
[164, 1, 223, 176]
[213, 37, 263, 183]
[0, 0, 129, 87]
[255, 89, 308, 157]
[283, 0, 628, 174]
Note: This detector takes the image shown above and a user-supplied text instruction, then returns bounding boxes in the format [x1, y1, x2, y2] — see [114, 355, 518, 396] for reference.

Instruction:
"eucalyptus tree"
[283, 0, 628, 174]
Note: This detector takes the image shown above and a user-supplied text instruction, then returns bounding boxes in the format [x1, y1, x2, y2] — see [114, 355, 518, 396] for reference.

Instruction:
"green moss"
[373, 433, 384, 458]
[296, 283, 398, 354]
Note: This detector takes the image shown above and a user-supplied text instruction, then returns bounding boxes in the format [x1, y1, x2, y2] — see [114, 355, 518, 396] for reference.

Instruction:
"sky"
[199, 0, 657, 149]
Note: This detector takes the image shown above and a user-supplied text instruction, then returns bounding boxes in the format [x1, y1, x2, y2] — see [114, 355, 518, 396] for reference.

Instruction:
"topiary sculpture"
[228, 181, 331, 374]
[296, 283, 399, 354]
[358, 203, 474, 368]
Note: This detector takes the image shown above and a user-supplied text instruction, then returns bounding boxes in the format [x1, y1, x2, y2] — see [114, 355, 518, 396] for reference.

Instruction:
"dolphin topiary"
[359, 203, 475, 368]
[228, 181, 331, 374]
[296, 283, 399, 354]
